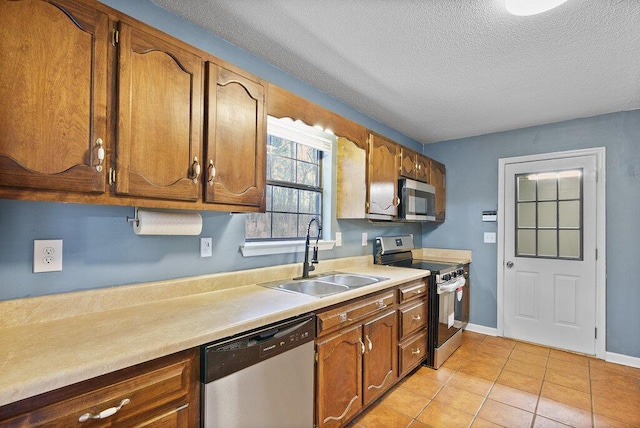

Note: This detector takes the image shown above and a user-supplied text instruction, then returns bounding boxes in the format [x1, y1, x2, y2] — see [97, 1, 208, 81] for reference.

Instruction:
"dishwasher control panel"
[203, 313, 316, 383]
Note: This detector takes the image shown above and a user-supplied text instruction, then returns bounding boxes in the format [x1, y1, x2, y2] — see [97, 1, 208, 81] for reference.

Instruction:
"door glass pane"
[517, 202, 536, 228]
[538, 230, 557, 257]
[515, 169, 583, 260]
[559, 171, 581, 200]
[559, 230, 581, 258]
[559, 200, 580, 228]
[537, 177, 557, 201]
[537, 202, 557, 228]
[517, 176, 536, 202]
[517, 230, 536, 256]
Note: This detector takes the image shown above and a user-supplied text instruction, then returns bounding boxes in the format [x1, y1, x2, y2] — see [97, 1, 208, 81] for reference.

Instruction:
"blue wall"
[421, 110, 640, 358]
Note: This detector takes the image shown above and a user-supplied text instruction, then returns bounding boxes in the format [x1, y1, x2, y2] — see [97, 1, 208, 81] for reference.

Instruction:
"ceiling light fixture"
[505, 0, 569, 16]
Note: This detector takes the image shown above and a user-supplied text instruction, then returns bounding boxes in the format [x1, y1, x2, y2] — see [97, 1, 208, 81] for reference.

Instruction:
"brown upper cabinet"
[0, 0, 108, 194]
[430, 158, 446, 222]
[367, 133, 399, 219]
[400, 147, 430, 184]
[115, 21, 203, 202]
[204, 63, 266, 209]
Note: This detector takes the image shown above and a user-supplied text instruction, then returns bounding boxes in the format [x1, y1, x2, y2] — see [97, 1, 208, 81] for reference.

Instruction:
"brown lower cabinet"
[0, 348, 199, 427]
[315, 280, 429, 428]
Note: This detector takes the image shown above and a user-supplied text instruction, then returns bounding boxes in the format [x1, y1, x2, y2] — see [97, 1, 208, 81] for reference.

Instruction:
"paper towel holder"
[126, 207, 140, 227]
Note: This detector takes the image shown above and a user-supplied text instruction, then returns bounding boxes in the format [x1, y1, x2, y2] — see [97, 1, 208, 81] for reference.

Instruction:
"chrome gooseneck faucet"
[298, 217, 322, 279]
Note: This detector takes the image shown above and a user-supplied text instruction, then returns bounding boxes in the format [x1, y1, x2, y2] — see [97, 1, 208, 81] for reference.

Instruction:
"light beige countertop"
[0, 256, 430, 406]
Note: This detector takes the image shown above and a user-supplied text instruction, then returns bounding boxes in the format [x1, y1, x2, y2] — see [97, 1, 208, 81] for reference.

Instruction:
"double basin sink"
[262, 273, 389, 298]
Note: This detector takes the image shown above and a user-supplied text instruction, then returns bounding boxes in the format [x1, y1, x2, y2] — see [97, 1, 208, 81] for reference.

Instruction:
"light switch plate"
[362, 232, 368, 246]
[200, 237, 212, 257]
[34, 239, 63, 273]
[484, 232, 496, 244]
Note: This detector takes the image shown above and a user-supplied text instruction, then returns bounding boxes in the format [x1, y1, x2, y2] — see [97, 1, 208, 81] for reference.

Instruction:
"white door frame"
[497, 148, 606, 359]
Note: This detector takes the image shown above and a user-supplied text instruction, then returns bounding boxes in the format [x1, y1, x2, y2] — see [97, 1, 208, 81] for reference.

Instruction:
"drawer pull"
[412, 315, 422, 321]
[376, 300, 387, 310]
[411, 348, 421, 355]
[412, 289, 423, 295]
[79, 398, 130, 422]
[365, 335, 373, 351]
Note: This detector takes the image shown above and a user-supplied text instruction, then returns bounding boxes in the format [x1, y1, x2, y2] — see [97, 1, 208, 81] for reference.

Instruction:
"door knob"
[506, 261, 514, 268]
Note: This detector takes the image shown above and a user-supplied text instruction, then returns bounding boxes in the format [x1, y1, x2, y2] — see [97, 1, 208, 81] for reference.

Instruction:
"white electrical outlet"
[362, 232, 368, 246]
[33, 239, 63, 273]
[200, 237, 213, 258]
[335, 232, 342, 247]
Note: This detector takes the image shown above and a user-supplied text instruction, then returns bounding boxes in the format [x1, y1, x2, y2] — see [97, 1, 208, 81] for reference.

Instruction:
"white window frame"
[241, 116, 336, 257]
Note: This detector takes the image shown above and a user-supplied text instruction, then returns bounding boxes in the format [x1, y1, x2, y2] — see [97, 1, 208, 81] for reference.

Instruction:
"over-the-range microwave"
[398, 178, 436, 222]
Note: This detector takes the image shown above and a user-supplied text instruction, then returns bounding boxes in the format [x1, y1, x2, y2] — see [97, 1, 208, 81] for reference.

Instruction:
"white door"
[503, 155, 597, 354]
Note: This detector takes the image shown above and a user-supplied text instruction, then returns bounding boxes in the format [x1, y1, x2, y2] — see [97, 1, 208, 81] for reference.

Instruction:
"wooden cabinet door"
[416, 154, 430, 183]
[367, 133, 399, 218]
[400, 147, 418, 180]
[116, 22, 202, 201]
[430, 159, 446, 221]
[0, 0, 108, 193]
[362, 309, 398, 405]
[316, 324, 363, 428]
[204, 63, 265, 209]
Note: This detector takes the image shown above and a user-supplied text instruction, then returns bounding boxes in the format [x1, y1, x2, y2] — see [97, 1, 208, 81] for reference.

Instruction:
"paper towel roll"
[133, 209, 202, 236]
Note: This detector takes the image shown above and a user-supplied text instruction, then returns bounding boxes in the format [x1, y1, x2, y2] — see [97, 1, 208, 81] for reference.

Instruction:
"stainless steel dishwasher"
[202, 313, 315, 428]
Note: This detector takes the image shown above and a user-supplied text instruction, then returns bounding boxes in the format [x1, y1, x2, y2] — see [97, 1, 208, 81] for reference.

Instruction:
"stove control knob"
[442, 274, 451, 281]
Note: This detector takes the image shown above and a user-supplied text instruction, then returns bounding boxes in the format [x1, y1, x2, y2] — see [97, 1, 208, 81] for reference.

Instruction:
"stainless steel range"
[374, 235, 468, 368]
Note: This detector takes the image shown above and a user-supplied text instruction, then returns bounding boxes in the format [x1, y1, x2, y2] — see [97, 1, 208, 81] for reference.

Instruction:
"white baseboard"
[464, 323, 498, 336]
[464, 324, 640, 369]
[606, 351, 640, 369]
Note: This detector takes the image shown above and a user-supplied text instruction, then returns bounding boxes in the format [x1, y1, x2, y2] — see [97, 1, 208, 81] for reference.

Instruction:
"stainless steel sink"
[314, 273, 388, 288]
[268, 280, 349, 297]
[262, 273, 389, 297]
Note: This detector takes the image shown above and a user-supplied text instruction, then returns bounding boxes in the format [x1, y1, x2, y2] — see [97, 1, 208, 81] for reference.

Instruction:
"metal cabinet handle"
[78, 398, 130, 422]
[506, 261, 514, 268]
[376, 300, 387, 310]
[365, 335, 373, 351]
[412, 315, 422, 321]
[191, 157, 201, 183]
[392, 196, 400, 207]
[412, 289, 423, 295]
[358, 338, 366, 355]
[207, 160, 215, 186]
[411, 348, 421, 355]
[95, 138, 104, 172]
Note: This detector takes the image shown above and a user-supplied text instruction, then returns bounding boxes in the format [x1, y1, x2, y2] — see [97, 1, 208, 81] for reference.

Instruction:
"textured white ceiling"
[150, 0, 640, 144]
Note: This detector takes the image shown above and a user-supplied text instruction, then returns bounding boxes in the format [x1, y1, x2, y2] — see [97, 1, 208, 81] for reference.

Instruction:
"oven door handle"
[437, 277, 466, 294]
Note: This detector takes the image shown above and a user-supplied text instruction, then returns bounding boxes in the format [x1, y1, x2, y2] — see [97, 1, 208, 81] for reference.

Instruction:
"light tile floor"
[348, 331, 640, 428]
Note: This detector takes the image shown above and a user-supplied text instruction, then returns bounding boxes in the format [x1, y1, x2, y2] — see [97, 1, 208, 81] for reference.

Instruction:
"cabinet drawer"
[399, 331, 428, 377]
[398, 280, 427, 304]
[317, 291, 395, 336]
[398, 299, 428, 340]
[1, 349, 197, 427]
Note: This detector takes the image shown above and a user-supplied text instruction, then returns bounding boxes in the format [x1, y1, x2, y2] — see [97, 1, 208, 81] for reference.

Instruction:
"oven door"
[436, 277, 466, 347]
[398, 178, 436, 221]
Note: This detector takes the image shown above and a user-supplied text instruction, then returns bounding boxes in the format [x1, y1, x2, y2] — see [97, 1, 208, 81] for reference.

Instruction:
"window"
[515, 169, 583, 259]
[245, 116, 334, 241]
